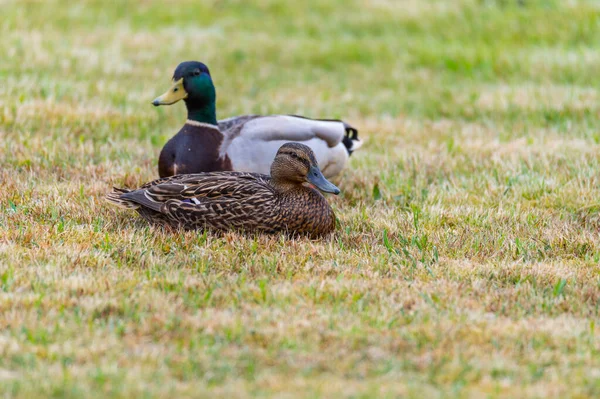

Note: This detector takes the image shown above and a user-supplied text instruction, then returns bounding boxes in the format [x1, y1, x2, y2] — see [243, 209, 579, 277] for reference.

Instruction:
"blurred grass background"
[2, 0, 600, 397]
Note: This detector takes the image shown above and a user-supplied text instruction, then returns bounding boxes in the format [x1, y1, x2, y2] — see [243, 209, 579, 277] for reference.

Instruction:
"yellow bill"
[152, 78, 187, 106]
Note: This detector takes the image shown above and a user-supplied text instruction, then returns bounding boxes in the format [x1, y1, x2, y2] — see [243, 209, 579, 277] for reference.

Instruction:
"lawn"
[2, 0, 600, 397]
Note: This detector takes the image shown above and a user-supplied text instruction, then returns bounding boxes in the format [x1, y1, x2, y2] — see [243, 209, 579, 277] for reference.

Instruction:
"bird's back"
[107, 172, 336, 236]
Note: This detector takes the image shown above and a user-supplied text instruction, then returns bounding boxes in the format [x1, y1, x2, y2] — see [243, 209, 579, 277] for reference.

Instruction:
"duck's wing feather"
[219, 115, 347, 148]
[119, 172, 272, 209]
[218, 115, 261, 134]
[160, 194, 276, 231]
[117, 172, 276, 230]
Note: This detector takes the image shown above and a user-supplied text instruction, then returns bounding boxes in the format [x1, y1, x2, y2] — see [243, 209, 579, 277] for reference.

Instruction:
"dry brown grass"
[2, 0, 600, 397]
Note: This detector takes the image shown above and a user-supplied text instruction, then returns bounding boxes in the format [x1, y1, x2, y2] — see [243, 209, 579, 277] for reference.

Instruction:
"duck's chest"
[158, 125, 232, 177]
[274, 193, 335, 235]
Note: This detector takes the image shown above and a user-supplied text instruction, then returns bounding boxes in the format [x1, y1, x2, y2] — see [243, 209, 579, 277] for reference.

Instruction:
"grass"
[2, 0, 600, 397]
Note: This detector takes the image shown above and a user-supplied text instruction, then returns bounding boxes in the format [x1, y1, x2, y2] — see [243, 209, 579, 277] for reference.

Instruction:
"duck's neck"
[186, 101, 218, 126]
[272, 183, 303, 196]
[271, 181, 322, 199]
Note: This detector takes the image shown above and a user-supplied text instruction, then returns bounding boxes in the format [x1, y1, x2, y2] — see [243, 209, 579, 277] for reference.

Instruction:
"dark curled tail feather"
[286, 114, 363, 156]
[341, 122, 363, 156]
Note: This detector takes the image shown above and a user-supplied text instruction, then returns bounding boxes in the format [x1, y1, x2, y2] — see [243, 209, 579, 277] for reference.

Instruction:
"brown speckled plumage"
[107, 143, 339, 237]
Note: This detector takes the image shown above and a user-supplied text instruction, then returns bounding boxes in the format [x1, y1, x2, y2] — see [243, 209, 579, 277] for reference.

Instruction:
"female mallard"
[106, 143, 340, 237]
[152, 61, 362, 179]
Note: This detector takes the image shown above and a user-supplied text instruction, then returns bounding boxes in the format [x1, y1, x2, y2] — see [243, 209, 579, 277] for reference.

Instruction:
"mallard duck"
[152, 61, 362, 179]
[106, 143, 340, 237]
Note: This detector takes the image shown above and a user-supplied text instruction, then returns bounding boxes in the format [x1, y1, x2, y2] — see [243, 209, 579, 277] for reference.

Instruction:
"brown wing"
[160, 194, 279, 231]
[136, 172, 268, 199]
[120, 172, 280, 231]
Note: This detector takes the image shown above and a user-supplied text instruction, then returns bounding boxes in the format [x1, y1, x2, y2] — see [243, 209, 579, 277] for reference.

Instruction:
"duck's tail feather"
[105, 187, 140, 209]
[341, 122, 363, 155]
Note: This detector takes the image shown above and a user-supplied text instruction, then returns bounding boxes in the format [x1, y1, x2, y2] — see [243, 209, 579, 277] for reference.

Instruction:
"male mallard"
[106, 143, 340, 237]
[152, 61, 362, 179]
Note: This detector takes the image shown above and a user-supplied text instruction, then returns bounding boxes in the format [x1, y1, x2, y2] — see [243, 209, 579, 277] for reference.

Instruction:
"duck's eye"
[173, 87, 178, 92]
[194, 69, 201, 76]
